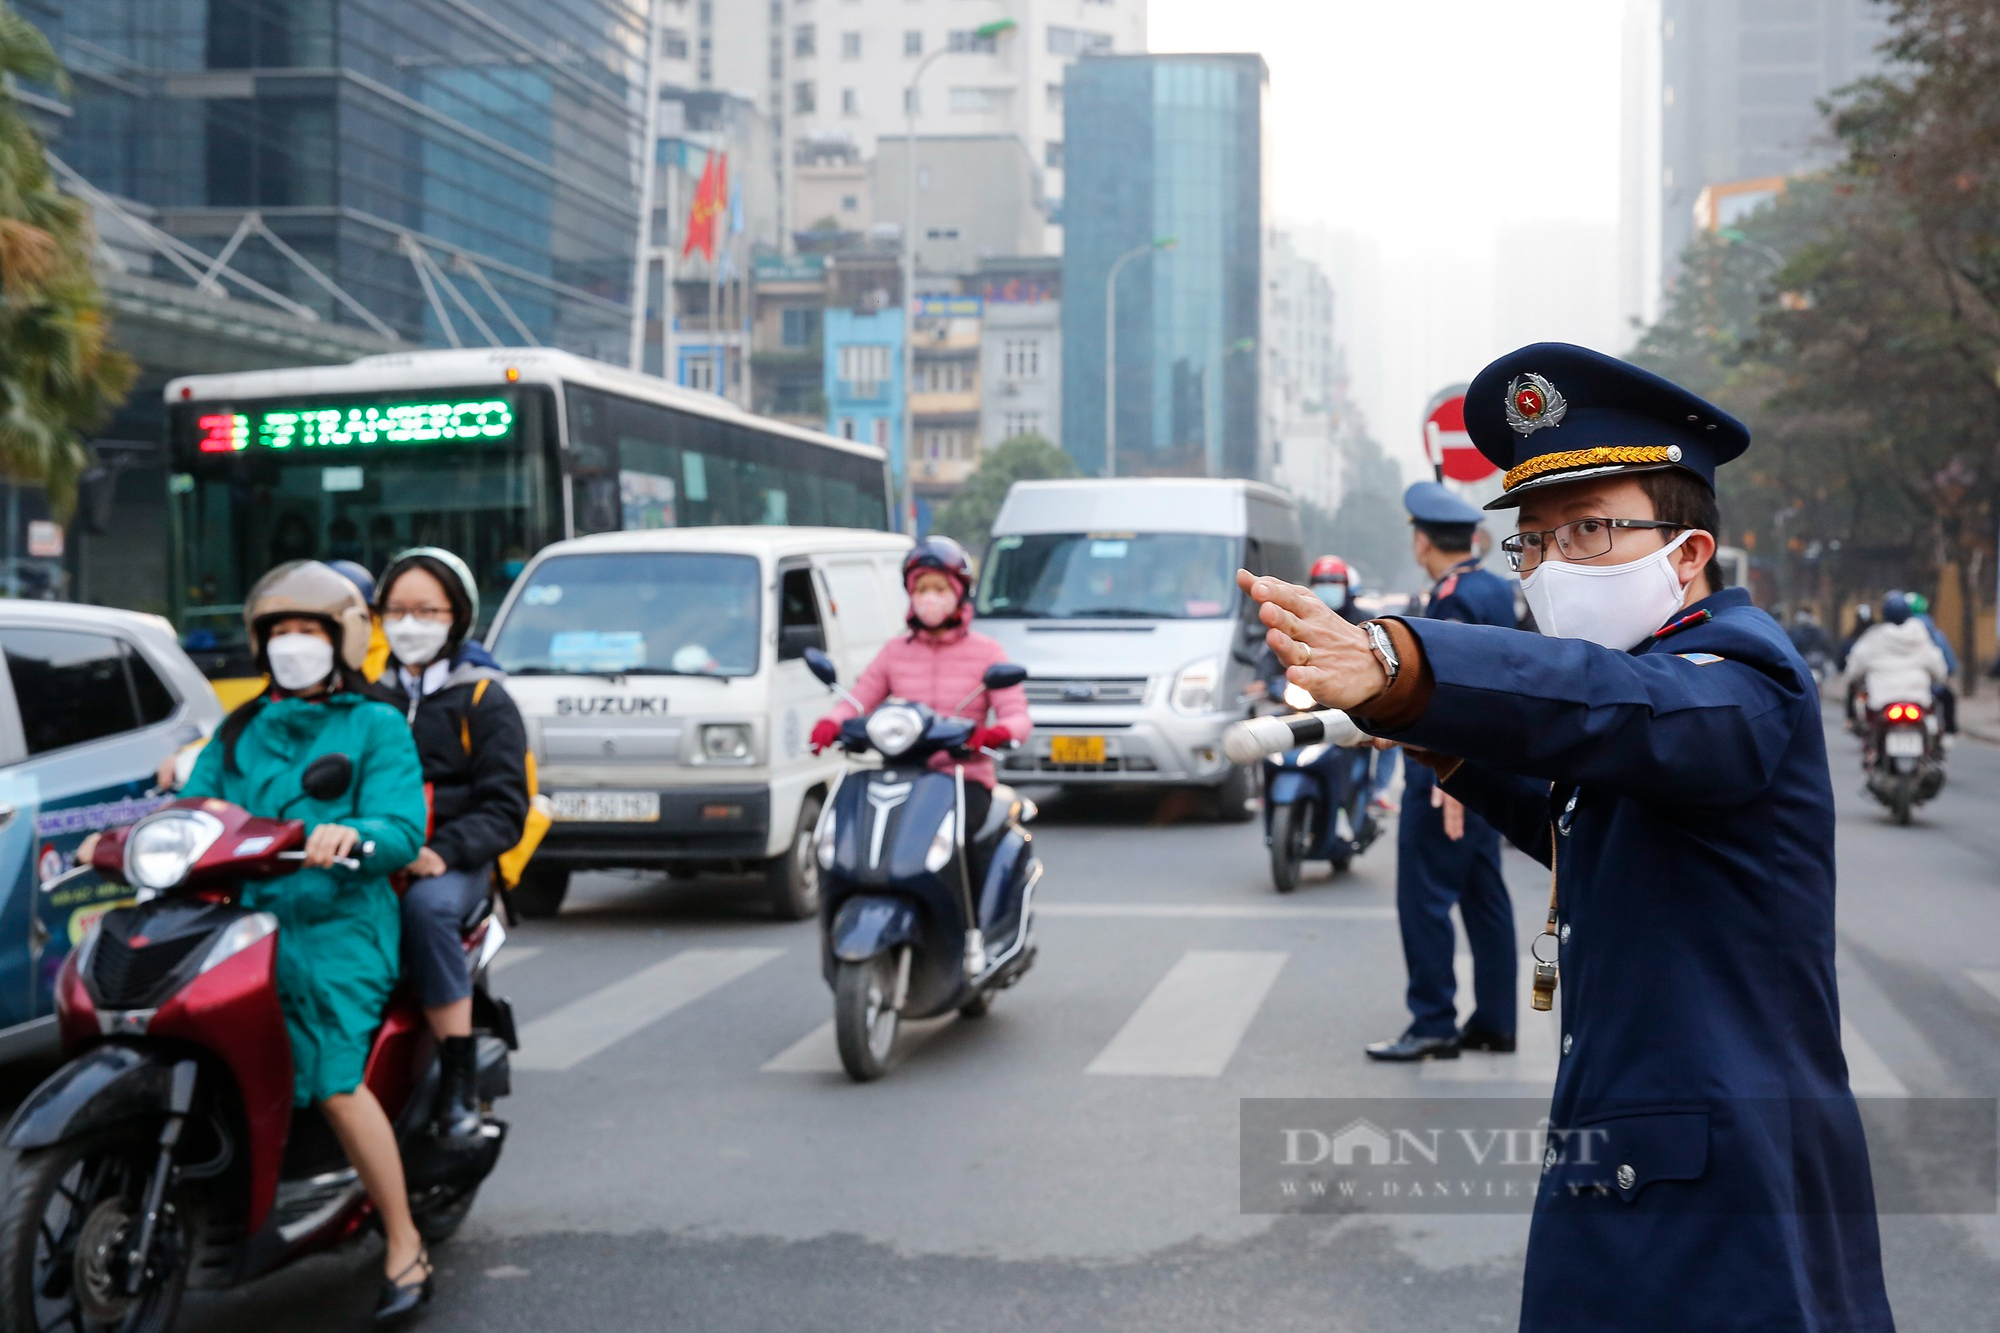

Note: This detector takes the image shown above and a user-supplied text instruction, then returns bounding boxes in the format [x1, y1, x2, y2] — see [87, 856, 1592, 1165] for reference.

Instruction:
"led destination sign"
[197, 398, 515, 453]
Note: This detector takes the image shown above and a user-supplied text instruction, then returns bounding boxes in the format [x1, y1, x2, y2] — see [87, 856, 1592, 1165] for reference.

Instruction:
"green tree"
[931, 433, 1078, 556]
[0, 4, 133, 518]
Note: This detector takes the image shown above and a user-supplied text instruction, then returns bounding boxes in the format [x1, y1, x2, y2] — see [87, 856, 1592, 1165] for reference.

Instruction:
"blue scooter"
[803, 648, 1042, 1081]
[1261, 686, 1380, 891]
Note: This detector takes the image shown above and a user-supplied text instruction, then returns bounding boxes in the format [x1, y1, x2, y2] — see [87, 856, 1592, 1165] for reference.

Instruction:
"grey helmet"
[377, 547, 480, 646]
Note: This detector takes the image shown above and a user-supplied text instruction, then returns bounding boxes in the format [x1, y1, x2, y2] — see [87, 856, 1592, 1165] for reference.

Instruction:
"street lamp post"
[1103, 236, 1176, 479]
[901, 19, 1016, 533]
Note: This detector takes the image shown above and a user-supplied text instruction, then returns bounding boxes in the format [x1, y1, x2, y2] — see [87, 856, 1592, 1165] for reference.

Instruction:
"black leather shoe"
[434, 1036, 483, 1142]
[1364, 1031, 1460, 1061]
[375, 1249, 432, 1323]
[1457, 1027, 1517, 1053]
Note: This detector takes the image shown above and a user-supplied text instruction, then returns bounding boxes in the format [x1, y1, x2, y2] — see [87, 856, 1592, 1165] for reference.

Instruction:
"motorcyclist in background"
[369, 548, 530, 1144]
[1843, 592, 1949, 764]
[1904, 592, 1959, 740]
[1306, 555, 1368, 626]
[808, 537, 1030, 884]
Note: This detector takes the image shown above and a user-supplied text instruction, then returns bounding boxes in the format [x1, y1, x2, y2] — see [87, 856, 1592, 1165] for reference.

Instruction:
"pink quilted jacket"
[825, 624, 1031, 788]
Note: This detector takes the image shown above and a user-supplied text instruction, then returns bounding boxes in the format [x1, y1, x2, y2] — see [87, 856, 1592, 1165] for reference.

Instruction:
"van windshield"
[976, 533, 1242, 620]
[489, 552, 761, 676]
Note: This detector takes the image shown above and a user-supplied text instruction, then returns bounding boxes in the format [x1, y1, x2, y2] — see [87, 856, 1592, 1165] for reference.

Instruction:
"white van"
[484, 526, 911, 918]
[975, 479, 1304, 820]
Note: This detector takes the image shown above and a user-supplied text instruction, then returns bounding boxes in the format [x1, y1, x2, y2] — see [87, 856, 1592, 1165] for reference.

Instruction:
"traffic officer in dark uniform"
[1239, 343, 1891, 1332]
[1366, 482, 1520, 1061]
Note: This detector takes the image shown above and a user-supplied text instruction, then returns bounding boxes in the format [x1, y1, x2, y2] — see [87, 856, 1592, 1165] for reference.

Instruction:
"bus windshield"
[169, 387, 559, 658]
[488, 552, 762, 677]
[976, 532, 1243, 620]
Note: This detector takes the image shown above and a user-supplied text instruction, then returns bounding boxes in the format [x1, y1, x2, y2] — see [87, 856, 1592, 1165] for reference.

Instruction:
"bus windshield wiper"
[1061, 608, 1167, 619]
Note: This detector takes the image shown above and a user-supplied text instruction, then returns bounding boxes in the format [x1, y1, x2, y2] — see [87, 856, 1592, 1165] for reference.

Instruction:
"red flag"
[682, 151, 727, 261]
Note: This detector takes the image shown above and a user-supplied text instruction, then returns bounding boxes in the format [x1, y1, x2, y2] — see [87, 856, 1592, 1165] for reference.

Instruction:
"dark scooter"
[1862, 696, 1945, 825]
[0, 754, 515, 1333]
[803, 648, 1041, 1081]
[1263, 721, 1380, 892]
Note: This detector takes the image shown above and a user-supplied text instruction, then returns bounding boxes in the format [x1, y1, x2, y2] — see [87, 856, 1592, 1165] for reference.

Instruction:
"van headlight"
[701, 723, 754, 762]
[924, 810, 957, 872]
[124, 809, 226, 892]
[1172, 658, 1223, 714]
[865, 704, 926, 758]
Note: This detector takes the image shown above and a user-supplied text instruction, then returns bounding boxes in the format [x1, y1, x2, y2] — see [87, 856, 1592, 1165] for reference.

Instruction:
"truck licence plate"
[550, 791, 661, 822]
[1049, 735, 1106, 764]
[1883, 730, 1924, 759]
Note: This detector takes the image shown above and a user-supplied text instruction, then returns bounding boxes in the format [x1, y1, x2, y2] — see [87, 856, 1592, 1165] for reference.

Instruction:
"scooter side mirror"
[982, 663, 1027, 691]
[300, 753, 355, 802]
[802, 646, 838, 688]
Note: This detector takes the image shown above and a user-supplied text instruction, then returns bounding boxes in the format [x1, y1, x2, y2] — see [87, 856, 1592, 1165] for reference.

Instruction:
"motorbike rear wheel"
[0, 1129, 186, 1333]
[1268, 799, 1312, 894]
[834, 952, 901, 1081]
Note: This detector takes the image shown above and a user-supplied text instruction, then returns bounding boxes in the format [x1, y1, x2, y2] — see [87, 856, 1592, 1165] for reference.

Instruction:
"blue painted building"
[824, 308, 906, 493]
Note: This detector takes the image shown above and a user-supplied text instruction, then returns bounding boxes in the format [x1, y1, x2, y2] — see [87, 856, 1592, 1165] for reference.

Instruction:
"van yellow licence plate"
[1049, 735, 1105, 764]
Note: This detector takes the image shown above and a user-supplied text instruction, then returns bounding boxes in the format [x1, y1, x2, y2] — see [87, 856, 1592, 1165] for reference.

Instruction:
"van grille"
[1022, 677, 1149, 707]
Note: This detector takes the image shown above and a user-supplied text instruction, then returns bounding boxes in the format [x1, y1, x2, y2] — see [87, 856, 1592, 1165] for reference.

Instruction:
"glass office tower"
[43, 0, 646, 359]
[1062, 54, 1268, 479]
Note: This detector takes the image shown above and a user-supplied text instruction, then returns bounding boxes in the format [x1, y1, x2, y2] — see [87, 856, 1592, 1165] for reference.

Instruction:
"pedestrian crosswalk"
[488, 920, 1931, 1091]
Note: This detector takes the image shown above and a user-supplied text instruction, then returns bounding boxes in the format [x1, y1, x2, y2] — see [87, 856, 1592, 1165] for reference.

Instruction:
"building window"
[781, 307, 821, 348]
[840, 419, 857, 440]
[842, 87, 859, 115]
[1046, 82, 1063, 111]
[1047, 26, 1112, 56]
[793, 80, 816, 114]
[922, 429, 976, 461]
[840, 193, 858, 210]
[841, 30, 861, 58]
[873, 419, 890, 449]
[839, 343, 892, 394]
[1044, 140, 1063, 168]
[904, 30, 923, 56]
[1001, 411, 1042, 439]
[794, 23, 815, 58]
[1003, 338, 1041, 379]
[948, 86, 1011, 115]
[663, 28, 689, 59]
[920, 361, 973, 392]
[686, 354, 717, 392]
[903, 86, 920, 114]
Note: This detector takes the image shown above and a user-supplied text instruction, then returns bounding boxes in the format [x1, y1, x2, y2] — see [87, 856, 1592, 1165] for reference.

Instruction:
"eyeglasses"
[1500, 517, 1689, 573]
[383, 604, 453, 622]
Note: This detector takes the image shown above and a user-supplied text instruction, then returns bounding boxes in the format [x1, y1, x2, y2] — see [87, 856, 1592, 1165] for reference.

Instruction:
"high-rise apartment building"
[1657, 0, 1889, 289]
[1062, 54, 1268, 480]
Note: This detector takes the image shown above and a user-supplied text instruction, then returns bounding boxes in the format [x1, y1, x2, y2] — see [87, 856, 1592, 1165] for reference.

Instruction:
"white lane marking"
[514, 948, 784, 1072]
[486, 946, 543, 975]
[1040, 903, 1395, 921]
[761, 1015, 954, 1073]
[1086, 950, 1287, 1078]
[1967, 969, 2000, 1008]
[1842, 1017, 1908, 1098]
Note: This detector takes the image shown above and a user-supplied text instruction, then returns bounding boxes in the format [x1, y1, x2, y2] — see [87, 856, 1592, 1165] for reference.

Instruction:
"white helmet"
[242, 561, 373, 670]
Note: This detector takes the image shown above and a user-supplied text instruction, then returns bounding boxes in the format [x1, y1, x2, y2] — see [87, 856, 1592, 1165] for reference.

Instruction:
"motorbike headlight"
[1283, 682, 1317, 711]
[924, 809, 957, 873]
[124, 810, 225, 892]
[701, 723, 754, 762]
[199, 912, 278, 974]
[1173, 658, 1223, 714]
[815, 807, 837, 870]
[865, 704, 926, 758]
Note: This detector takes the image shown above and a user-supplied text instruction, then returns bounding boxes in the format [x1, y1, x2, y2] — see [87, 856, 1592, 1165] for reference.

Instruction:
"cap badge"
[1504, 373, 1568, 437]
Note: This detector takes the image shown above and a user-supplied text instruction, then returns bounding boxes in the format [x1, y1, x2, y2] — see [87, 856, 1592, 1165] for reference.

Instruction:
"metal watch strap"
[1362, 621, 1400, 688]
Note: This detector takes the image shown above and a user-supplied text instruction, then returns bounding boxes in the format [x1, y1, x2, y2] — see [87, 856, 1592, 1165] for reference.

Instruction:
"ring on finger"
[1300, 643, 1312, 667]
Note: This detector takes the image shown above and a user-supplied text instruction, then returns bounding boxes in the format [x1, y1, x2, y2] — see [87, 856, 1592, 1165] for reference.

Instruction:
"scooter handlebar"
[1222, 709, 1368, 764]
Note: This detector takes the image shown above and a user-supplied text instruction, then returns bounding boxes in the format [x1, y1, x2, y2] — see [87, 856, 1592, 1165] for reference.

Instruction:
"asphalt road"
[5, 711, 1998, 1331]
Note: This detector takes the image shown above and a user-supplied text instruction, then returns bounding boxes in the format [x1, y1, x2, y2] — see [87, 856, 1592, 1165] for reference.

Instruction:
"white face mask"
[1520, 529, 1696, 651]
[267, 632, 336, 692]
[1312, 582, 1349, 610]
[385, 616, 452, 667]
[910, 589, 958, 629]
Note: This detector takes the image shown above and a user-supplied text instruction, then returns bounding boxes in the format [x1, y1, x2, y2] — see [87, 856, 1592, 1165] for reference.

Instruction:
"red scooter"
[0, 753, 515, 1332]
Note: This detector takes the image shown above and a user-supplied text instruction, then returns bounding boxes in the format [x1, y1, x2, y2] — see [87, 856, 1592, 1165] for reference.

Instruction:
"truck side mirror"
[983, 663, 1027, 691]
[802, 646, 838, 688]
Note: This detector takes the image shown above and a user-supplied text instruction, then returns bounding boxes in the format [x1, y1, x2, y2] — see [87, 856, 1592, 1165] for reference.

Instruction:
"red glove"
[809, 717, 842, 754]
[969, 725, 1016, 751]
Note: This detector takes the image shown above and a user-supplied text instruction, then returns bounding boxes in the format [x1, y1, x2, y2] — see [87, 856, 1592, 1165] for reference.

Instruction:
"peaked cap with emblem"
[1464, 342, 1750, 510]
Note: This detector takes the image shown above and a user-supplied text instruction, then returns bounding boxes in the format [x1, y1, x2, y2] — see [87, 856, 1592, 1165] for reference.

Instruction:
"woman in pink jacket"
[810, 537, 1031, 843]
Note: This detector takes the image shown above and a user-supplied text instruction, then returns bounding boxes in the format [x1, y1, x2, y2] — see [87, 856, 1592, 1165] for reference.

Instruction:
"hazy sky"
[1150, 0, 1629, 470]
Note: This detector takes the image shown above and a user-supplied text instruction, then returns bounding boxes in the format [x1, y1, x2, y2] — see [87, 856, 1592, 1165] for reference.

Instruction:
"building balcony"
[909, 389, 981, 416]
[833, 380, 893, 405]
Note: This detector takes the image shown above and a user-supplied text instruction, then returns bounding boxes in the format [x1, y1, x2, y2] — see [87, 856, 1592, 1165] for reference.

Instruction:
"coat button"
[1561, 1033, 1572, 1055]
[1559, 923, 1571, 945]
[1544, 1144, 1558, 1170]
[1616, 1163, 1636, 1190]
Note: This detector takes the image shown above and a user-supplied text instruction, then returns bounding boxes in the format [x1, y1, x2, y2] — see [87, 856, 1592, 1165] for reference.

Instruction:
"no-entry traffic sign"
[1423, 384, 1495, 483]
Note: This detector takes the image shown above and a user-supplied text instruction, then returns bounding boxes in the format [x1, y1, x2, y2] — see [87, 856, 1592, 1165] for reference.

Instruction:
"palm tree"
[0, 2, 133, 518]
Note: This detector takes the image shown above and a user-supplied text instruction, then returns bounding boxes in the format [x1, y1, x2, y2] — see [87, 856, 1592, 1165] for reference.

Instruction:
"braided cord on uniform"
[1503, 445, 1676, 492]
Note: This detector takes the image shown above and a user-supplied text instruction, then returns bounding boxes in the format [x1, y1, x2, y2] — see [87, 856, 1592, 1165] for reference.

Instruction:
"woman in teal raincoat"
[184, 561, 436, 1318]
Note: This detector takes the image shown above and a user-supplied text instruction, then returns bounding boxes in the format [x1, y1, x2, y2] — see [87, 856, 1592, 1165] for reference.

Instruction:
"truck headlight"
[924, 810, 957, 872]
[124, 809, 225, 892]
[865, 704, 926, 758]
[701, 723, 754, 762]
[1172, 658, 1222, 714]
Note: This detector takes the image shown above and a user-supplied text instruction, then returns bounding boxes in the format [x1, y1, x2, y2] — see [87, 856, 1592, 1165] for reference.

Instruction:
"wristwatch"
[1361, 621, 1401, 690]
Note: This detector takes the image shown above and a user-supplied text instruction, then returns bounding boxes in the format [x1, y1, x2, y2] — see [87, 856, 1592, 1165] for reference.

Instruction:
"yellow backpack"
[462, 678, 553, 890]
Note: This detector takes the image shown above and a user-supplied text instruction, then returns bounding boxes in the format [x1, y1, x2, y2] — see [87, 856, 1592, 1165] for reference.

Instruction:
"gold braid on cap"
[1503, 445, 1677, 492]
